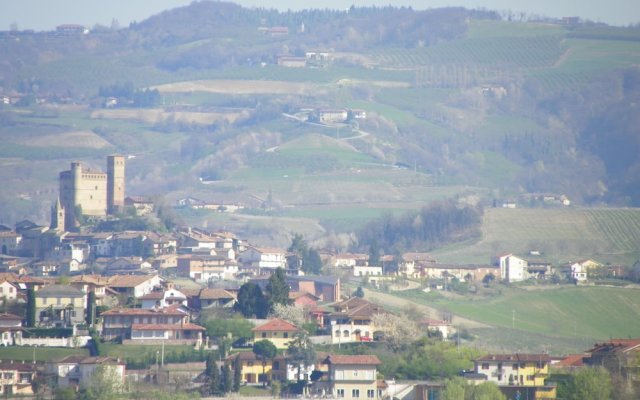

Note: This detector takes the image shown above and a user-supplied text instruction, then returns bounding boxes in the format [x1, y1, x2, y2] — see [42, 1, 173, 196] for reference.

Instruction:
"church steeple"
[50, 197, 65, 232]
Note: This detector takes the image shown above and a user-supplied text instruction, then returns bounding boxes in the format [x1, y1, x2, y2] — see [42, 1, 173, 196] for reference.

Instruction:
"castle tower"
[50, 197, 66, 232]
[107, 155, 126, 214]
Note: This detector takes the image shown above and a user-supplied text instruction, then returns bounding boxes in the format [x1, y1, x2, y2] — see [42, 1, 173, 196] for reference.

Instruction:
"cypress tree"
[26, 287, 36, 327]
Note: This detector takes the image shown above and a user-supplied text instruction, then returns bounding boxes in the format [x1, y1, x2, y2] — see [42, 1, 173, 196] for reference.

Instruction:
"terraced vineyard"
[433, 208, 640, 265]
[373, 35, 565, 68]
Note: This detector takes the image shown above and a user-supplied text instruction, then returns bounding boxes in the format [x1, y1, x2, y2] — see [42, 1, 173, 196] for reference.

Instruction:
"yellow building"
[34, 284, 86, 327]
[252, 318, 301, 349]
[474, 354, 556, 399]
[225, 351, 287, 384]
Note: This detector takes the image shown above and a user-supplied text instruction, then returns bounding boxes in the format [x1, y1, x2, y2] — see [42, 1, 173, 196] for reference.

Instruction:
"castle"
[52, 155, 125, 230]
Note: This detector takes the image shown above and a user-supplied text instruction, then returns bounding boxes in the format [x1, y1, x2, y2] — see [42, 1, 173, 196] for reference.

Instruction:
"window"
[57, 298, 61, 305]
[43, 297, 48, 305]
[527, 375, 534, 381]
[337, 389, 344, 398]
[513, 364, 518, 370]
[262, 332, 267, 338]
[248, 362, 253, 367]
[482, 363, 489, 370]
[284, 332, 288, 338]
[273, 361, 280, 370]
[352, 389, 360, 398]
[367, 389, 375, 398]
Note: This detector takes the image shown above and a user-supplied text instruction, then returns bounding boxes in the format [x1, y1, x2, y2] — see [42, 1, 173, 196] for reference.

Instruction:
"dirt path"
[364, 290, 489, 329]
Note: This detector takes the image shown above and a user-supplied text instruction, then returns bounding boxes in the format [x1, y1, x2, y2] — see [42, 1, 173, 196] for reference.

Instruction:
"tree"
[564, 366, 613, 400]
[26, 287, 36, 327]
[354, 286, 365, 298]
[265, 268, 290, 311]
[441, 377, 466, 400]
[233, 355, 241, 392]
[235, 282, 268, 318]
[204, 353, 221, 396]
[221, 364, 233, 394]
[371, 312, 421, 350]
[286, 332, 316, 392]
[253, 339, 277, 387]
[368, 240, 380, 267]
[441, 377, 505, 400]
[86, 291, 96, 326]
[271, 303, 305, 327]
[305, 248, 323, 274]
[78, 365, 124, 400]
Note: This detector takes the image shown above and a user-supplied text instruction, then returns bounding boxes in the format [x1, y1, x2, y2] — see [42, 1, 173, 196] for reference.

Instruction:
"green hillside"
[433, 208, 640, 264]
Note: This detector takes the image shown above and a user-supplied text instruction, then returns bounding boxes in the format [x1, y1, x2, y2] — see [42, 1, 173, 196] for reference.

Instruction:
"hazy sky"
[2, 0, 639, 31]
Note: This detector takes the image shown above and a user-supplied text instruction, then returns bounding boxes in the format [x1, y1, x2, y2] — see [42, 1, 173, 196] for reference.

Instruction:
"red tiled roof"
[476, 354, 551, 363]
[108, 274, 160, 288]
[101, 306, 185, 316]
[588, 339, 640, 354]
[252, 318, 300, 332]
[555, 354, 586, 367]
[131, 323, 205, 331]
[199, 288, 236, 300]
[323, 354, 381, 365]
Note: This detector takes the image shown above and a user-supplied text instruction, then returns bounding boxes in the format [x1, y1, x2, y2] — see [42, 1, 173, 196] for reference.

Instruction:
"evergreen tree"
[305, 248, 323, 274]
[234, 282, 268, 318]
[265, 267, 290, 311]
[86, 291, 96, 326]
[354, 286, 365, 298]
[221, 364, 233, 394]
[233, 356, 241, 392]
[368, 240, 380, 267]
[26, 287, 36, 327]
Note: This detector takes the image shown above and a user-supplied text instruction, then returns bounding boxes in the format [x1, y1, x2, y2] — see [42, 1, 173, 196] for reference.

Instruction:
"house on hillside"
[325, 297, 385, 344]
[107, 274, 162, 298]
[312, 354, 384, 400]
[0, 313, 23, 346]
[0, 361, 37, 396]
[47, 355, 125, 389]
[225, 351, 288, 385]
[34, 285, 85, 327]
[473, 354, 556, 399]
[585, 339, 640, 374]
[139, 288, 187, 309]
[495, 254, 528, 283]
[252, 318, 302, 349]
[101, 305, 204, 345]
[240, 246, 287, 273]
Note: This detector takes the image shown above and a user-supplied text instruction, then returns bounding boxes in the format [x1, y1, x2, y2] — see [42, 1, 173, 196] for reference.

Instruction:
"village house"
[150, 254, 178, 270]
[101, 305, 205, 345]
[473, 354, 556, 399]
[240, 247, 287, 274]
[584, 338, 640, 375]
[105, 256, 153, 275]
[325, 297, 385, 344]
[225, 351, 288, 385]
[400, 252, 437, 278]
[0, 230, 21, 256]
[0, 361, 37, 396]
[107, 274, 163, 298]
[316, 109, 349, 124]
[333, 253, 369, 269]
[34, 284, 86, 327]
[69, 275, 113, 306]
[191, 287, 237, 309]
[312, 355, 383, 400]
[0, 313, 23, 346]
[420, 318, 454, 340]
[252, 318, 302, 349]
[0, 279, 18, 301]
[420, 263, 500, 283]
[139, 288, 187, 309]
[124, 196, 154, 216]
[277, 55, 307, 68]
[177, 253, 239, 282]
[47, 355, 125, 389]
[495, 254, 528, 283]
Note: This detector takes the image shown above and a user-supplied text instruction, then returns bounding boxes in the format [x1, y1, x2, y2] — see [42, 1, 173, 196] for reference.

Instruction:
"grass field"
[376, 285, 640, 354]
[432, 208, 640, 265]
[0, 346, 89, 362]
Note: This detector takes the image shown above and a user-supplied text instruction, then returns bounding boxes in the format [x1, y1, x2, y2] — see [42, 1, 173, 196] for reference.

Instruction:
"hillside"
[0, 2, 639, 259]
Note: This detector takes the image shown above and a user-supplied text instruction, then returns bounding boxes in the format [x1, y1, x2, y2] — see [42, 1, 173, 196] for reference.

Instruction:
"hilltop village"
[0, 155, 636, 399]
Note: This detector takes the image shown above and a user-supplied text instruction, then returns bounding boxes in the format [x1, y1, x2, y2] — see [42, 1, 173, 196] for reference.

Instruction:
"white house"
[497, 254, 528, 283]
[0, 280, 18, 301]
[240, 247, 287, 272]
[570, 263, 588, 282]
[47, 355, 126, 389]
[353, 265, 383, 279]
[0, 313, 23, 346]
[139, 289, 188, 309]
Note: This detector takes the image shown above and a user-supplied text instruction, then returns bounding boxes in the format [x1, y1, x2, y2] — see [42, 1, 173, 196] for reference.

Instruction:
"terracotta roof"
[199, 288, 236, 300]
[289, 291, 320, 301]
[476, 354, 551, 363]
[252, 318, 301, 332]
[101, 305, 186, 316]
[56, 355, 124, 365]
[131, 323, 205, 331]
[588, 339, 640, 354]
[323, 354, 381, 365]
[108, 274, 160, 288]
[555, 354, 586, 367]
[0, 362, 37, 372]
[35, 284, 84, 297]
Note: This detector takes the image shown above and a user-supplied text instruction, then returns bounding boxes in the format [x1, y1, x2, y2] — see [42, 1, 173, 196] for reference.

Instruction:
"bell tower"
[107, 155, 126, 214]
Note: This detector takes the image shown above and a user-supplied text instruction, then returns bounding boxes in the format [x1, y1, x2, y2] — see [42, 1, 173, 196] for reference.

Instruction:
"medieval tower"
[58, 155, 126, 229]
[107, 154, 126, 214]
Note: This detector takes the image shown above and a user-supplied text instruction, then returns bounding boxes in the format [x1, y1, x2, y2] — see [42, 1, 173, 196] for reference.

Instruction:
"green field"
[0, 346, 89, 362]
[384, 285, 640, 354]
[432, 208, 640, 265]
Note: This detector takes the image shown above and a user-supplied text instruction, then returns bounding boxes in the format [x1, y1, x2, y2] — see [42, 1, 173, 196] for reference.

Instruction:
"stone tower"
[50, 197, 65, 232]
[107, 155, 126, 214]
